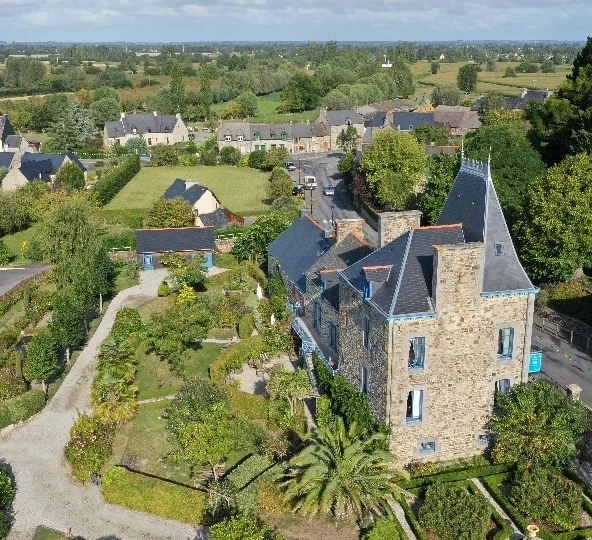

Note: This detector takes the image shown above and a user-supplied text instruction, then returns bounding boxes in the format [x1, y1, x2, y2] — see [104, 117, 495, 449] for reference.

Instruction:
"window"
[495, 379, 512, 394]
[497, 328, 514, 359]
[363, 281, 373, 299]
[281, 132, 288, 141]
[313, 302, 319, 328]
[237, 134, 243, 142]
[132, 127, 137, 135]
[147, 138, 152, 145]
[409, 337, 426, 370]
[409, 124, 414, 130]
[225, 134, 232, 142]
[329, 322, 337, 349]
[419, 441, 436, 453]
[363, 316, 370, 350]
[254, 132, 261, 141]
[495, 242, 504, 256]
[406, 390, 423, 422]
[361, 364, 369, 394]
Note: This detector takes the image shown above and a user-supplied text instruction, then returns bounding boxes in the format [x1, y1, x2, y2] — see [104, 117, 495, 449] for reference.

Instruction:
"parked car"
[323, 184, 335, 196]
[285, 161, 296, 171]
[293, 185, 304, 196]
[303, 175, 317, 189]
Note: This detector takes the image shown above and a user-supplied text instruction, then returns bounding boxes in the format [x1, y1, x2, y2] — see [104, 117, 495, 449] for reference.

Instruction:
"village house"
[104, 112, 189, 149]
[317, 108, 365, 150]
[473, 88, 553, 113]
[268, 155, 537, 464]
[2, 152, 87, 191]
[163, 179, 230, 230]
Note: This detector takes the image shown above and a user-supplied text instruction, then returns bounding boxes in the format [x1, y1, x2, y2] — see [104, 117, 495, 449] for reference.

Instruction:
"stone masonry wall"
[378, 210, 422, 247]
[387, 243, 531, 464]
[338, 278, 390, 421]
[335, 218, 365, 244]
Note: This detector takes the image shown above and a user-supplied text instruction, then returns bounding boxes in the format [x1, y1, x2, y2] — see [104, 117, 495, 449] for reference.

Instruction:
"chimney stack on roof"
[185, 179, 199, 189]
[335, 218, 365, 244]
[378, 210, 422, 248]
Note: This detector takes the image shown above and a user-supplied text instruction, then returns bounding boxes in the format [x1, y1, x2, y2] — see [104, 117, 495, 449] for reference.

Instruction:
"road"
[290, 153, 378, 246]
[0, 265, 49, 296]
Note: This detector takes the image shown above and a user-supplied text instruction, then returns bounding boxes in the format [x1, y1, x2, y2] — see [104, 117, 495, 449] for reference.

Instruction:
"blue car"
[323, 185, 335, 196]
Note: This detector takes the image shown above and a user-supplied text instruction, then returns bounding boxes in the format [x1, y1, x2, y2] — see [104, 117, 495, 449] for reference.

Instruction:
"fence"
[534, 306, 592, 354]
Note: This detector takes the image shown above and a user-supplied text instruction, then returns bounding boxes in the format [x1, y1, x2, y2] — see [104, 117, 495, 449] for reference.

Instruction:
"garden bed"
[481, 473, 592, 539]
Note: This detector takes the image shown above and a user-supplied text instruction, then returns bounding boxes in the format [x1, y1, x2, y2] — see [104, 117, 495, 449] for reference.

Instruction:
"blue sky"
[4, 0, 591, 42]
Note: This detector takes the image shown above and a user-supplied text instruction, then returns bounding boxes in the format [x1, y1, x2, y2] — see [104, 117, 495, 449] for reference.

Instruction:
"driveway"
[0, 265, 49, 297]
[2, 269, 204, 540]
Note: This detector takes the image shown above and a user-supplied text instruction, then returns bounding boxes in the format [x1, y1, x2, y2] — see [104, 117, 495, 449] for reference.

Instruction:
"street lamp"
[310, 197, 316, 217]
[331, 204, 335, 227]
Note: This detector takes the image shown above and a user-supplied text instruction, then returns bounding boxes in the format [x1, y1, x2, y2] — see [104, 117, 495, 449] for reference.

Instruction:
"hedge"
[210, 335, 267, 383]
[480, 473, 592, 540]
[102, 466, 207, 524]
[102, 232, 137, 251]
[93, 154, 141, 205]
[94, 208, 147, 229]
[224, 454, 274, 490]
[0, 390, 45, 429]
[237, 313, 254, 339]
[400, 463, 515, 489]
[399, 496, 429, 540]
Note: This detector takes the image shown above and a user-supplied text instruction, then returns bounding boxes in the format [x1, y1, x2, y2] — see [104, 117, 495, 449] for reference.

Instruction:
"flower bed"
[481, 473, 592, 539]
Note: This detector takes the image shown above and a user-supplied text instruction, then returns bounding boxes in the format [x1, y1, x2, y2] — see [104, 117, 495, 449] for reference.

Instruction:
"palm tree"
[283, 417, 408, 522]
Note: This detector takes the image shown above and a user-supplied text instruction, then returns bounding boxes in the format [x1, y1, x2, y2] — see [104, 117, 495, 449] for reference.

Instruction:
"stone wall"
[108, 250, 137, 263]
[335, 218, 365, 244]
[378, 210, 422, 247]
[215, 238, 235, 253]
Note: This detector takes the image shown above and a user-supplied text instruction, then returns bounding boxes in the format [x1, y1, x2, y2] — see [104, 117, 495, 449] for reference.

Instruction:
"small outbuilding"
[136, 226, 216, 270]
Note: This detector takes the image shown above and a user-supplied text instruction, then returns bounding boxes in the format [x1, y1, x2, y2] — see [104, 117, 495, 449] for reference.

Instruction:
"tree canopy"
[457, 64, 479, 93]
[336, 125, 361, 152]
[431, 84, 462, 106]
[146, 197, 194, 228]
[55, 162, 85, 192]
[420, 152, 461, 225]
[232, 212, 293, 263]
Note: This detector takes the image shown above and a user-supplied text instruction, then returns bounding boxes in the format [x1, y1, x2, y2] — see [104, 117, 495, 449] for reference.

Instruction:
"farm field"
[104, 165, 271, 216]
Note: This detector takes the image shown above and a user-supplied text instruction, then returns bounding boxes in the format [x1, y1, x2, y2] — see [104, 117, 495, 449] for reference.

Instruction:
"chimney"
[378, 210, 421, 247]
[335, 218, 365, 244]
[319, 107, 327, 121]
[386, 109, 394, 127]
[521, 88, 528, 98]
[432, 242, 485, 314]
[184, 178, 198, 189]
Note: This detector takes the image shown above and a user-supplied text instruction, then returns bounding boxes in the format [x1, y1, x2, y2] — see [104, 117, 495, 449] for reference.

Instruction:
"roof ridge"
[303, 214, 325, 231]
[389, 230, 413, 316]
[363, 264, 393, 270]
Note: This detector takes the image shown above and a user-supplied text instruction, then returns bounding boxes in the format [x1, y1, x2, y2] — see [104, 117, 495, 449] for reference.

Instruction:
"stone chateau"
[268, 155, 537, 464]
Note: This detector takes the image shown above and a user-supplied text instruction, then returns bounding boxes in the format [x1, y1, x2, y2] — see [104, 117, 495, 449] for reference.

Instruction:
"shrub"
[64, 414, 115, 482]
[0, 389, 45, 429]
[102, 232, 137, 251]
[209, 514, 283, 540]
[219, 146, 242, 166]
[210, 335, 267, 382]
[93, 154, 141, 205]
[225, 454, 273, 490]
[419, 482, 491, 540]
[316, 395, 336, 429]
[103, 466, 206, 524]
[0, 367, 27, 401]
[0, 241, 15, 266]
[157, 281, 170, 297]
[405, 460, 438, 479]
[248, 150, 267, 169]
[238, 313, 254, 339]
[257, 481, 290, 514]
[215, 253, 239, 269]
[225, 386, 270, 422]
[0, 469, 15, 509]
[0, 514, 8, 539]
[110, 308, 144, 343]
[362, 517, 402, 540]
[510, 466, 582, 530]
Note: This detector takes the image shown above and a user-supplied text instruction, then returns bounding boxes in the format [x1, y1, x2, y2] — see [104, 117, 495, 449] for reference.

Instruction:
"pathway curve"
[2, 269, 205, 540]
[471, 479, 523, 539]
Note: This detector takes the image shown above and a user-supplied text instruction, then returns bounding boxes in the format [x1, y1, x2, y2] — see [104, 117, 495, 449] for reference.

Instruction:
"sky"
[3, 0, 592, 42]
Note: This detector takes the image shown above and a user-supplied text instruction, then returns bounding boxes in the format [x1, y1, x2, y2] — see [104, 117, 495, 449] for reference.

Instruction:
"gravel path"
[2, 269, 205, 540]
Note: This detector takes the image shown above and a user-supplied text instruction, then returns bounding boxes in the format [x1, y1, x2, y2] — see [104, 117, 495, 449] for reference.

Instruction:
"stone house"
[433, 107, 481, 136]
[136, 226, 215, 270]
[269, 156, 537, 465]
[2, 152, 87, 191]
[104, 112, 189, 149]
[472, 88, 553, 113]
[163, 179, 229, 230]
[317, 108, 365, 150]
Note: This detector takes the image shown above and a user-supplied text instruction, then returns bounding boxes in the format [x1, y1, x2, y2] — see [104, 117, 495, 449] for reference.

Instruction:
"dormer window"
[237, 133, 243, 142]
[254, 132, 261, 141]
[281, 132, 288, 141]
[495, 242, 504, 256]
[364, 281, 373, 299]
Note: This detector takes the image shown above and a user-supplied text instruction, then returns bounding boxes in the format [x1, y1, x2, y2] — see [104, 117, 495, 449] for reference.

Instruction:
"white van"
[303, 175, 317, 189]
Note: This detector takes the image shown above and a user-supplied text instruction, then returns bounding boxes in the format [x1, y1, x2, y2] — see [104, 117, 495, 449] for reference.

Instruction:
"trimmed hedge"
[210, 335, 267, 382]
[93, 154, 141, 205]
[237, 313, 254, 339]
[103, 466, 206, 524]
[0, 389, 45, 429]
[399, 496, 429, 540]
[224, 454, 274, 490]
[400, 463, 515, 489]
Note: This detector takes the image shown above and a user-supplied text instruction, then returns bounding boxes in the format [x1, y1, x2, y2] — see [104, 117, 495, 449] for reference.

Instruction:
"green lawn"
[2, 223, 39, 264]
[105, 165, 271, 216]
[212, 91, 319, 124]
[34, 527, 71, 540]
[135, 341, 225, 400]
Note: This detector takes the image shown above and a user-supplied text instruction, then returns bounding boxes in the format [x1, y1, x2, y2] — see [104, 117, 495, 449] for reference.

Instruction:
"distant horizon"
[3, 1, 591, 43]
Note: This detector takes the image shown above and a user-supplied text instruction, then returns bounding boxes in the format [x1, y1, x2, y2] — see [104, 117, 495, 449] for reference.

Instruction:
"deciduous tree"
[55, 162, 85, 192]
[89, 97, 122, 128]
[24, 329, 59, 391]
[267, 367, 313, 415]
[232, 212, 292, 263]
[420, 152, 461, 225]
[268, 167, 293, 201]
[457, 64, 479, 93]
[51, 293, 86, 362]
[336, 125, 360, 152]
[414, 124, 449, 146]
[146, 197, 194, 228]
[219, 146, 241, 166]
[431, 84, 462, 106]
[235, 90, 258, 118]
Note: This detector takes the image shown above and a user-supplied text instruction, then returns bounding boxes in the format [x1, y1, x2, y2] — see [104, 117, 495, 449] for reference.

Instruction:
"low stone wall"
[108, 250, 137, 263]
[215, 238, 236, 253]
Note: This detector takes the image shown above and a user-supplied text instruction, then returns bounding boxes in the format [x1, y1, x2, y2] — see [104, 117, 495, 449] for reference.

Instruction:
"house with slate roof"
[104, 112, 189, 149]
[2, 152, 87, 191]
[136, 226, 215, 270]
[269, 155, 537, 464]
[317, 108, 365, 150]
[473, 88, 553, 113]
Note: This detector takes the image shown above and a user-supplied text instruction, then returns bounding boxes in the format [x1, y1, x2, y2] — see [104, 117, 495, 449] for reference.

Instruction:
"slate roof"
[324, 110, 365, 127]
[342, 225, 465, 317]
[105, 113, 179, 138]
[472, 89, 553, 112]
[367, 99, 412, 112]
[363, 111, 388, 144]
[438, 159, 535, 294]
[292, 123, 313, 138]
[20, 159, 54, 182]
[20, 152, 87, 173]
[311, 121, 330, 137]
[199, 208, 230, 230]
[364, 265, 393, 283]
[219, 122, 298, 142]
[433, 110, 481, 130]
[136, 227, 215, 253]
[392, 112, 444, 131]
[0, 115, 15, 145]
[0, 152, 14, 168]
[4, 135, 25, 148]
[164, 179, 217, 206]
[268, 217, 334, 292]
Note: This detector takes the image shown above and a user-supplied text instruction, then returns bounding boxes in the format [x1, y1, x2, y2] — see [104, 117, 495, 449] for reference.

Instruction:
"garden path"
[1, 269, 205, 540]
[471, 479, 523, 539]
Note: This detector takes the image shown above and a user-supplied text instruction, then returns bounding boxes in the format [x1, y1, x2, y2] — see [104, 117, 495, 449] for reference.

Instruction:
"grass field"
[2, 223, 39, 264]
[212, 91, 319, 124]
[105, 165, 271, 216]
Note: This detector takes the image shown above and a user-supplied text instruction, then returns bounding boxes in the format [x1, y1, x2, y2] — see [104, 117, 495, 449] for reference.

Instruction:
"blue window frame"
[419, 441, 436, 453]
[497, 328, 514, 359]
[321, 281, 327, 292]
[409, 337, 426, 370]
[363, 316, 370, 350]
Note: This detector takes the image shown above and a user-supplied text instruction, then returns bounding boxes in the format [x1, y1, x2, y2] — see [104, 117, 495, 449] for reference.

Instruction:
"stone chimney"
[386, 109, 394, 127]
[378, 210, 421, 247]
[335, 218, 365, 244]
[431, 242, 485, 314]
[184, 178, 198, 190]
[520, 88, 528, 98]
[319, 107, 328, 121]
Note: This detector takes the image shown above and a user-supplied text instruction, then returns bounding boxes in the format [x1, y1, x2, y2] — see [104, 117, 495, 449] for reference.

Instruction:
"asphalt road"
[289, 152, 378, 246]
[0, 264, 49, 296]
